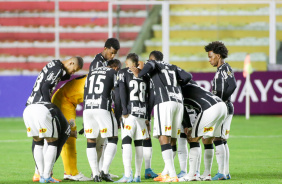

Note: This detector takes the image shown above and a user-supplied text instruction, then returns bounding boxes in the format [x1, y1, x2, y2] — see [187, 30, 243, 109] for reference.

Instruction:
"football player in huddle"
[205, 41, 237, 180]
[24, 57, 83, 183]
[130, 57, 192, 182]
[115, 53, 151, 182]
[178, 82, 227, 182]
[83, 59, 121, 182]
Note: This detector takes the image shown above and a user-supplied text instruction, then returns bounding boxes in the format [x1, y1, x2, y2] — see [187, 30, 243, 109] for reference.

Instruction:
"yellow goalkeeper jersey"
[51, 75, 86, 119]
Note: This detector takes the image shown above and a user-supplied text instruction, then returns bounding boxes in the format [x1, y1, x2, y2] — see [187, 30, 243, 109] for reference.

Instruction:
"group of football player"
[23, 37, 237, 183]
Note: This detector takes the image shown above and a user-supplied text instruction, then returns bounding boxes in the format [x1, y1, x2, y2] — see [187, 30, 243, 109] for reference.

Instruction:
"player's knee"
[48, 140, 59, 146]
[134, 140, 142, 147]
[33, 136, 43, 142]
[143, 139, 152, 147]
[108, 137, 118, 144]
[223, 140, 227, 145]
[189, 142, 200, 148]
[87, 142, 96, 148]
[122, 136, 132, 145]
[214, 139, 224, 146]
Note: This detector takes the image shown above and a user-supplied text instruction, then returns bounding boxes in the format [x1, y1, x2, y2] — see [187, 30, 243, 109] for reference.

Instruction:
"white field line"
[1, 135, 282, 143]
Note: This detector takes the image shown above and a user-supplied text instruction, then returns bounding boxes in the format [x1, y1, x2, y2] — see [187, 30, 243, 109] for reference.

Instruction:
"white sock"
[143, 147, 152, 169]
[87, 147, 99, 176]
[197, 144, 202, 174]
[162, 149, 176, 177]
[135, 146, 143, 178]
[203, 145, 214, 175]
[43, 145, 57, 179]
[122, 144, 132, 178]
[33, 145, 44, 176]
[161, 166, 168, 176]
[97, 145, 104, 172]
[187, 144, 200, 178]
[102, 142, 117, 174]
[224, 143, 230, 175]
[215, 143, 226, 175]
[177, 137, 188, 172]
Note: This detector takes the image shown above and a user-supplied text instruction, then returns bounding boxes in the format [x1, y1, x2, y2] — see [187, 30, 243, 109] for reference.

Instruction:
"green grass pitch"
[0, 116, 282, 184]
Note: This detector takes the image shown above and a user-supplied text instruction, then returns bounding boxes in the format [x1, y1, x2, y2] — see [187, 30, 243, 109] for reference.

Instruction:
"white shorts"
[220, 114, 233, 139]
[23, 104, 58, 138]
[83, 109, 118, 139]
[192, 102, 227, 138]
[121, 115, 149, 140]
[153, 101, 183, 139]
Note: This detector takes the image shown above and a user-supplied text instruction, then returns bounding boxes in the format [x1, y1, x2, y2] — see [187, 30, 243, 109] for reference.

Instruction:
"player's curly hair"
[105, 38, 120, 51]
[204, 41, 228, 59]
[107, 59, 121, 70]
[149, 50, 163, 61]
[126, 53, 139, 67]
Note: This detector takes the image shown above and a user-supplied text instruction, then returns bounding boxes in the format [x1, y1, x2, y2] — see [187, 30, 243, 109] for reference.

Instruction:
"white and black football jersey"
[212, 63, 237, 102]
[89, 53, 107, 72]
[26, 60, 69, 106]
[118, 68, 150, 119]
[182, 83, 222, 114]
[84, 66, 117, 111]
[138, 60, 192, 105]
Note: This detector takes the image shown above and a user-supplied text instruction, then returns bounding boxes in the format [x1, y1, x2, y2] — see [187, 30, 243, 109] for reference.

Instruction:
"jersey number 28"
[129, 80, 146, 102]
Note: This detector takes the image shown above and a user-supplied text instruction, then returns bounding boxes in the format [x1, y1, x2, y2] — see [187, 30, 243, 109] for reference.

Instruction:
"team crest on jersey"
[27, 127, 31, 132]
[177, 129, 181, 135]
[203, 127, 214, 133]
[227, 71, 233, 77]
[165, 126, 171, 131]
[39, 128, 47, 133]
[85, 129, 93, 134]
[100, 128, 107, 133]
[225, 130, 230, 135]
[125, 125, 132, 130]
[142, 129, 146, 136]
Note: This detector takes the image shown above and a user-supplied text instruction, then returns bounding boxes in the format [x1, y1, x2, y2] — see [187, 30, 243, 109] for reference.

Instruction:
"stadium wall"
[0, 71, 281, 118]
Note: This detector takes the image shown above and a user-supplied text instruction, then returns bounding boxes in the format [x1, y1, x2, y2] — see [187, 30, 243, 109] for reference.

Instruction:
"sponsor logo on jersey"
[225, 130, 230, 135]
[85, 98, 102, 106]
[100, 128, 107, 133]
[39, 128, 47, 133]
[85, 129, 93, 134]
[47, 72, 54, 81]
[125, 125, 132, 130]
[142, 129, 146, 136]
[168, 92, 182, 101]
[203, 127, 214, 133]
[177, 129, 181, 135]
[27, 127, 31, 132]
[132, 107, 146, 115]
[165, 126, 171, 131]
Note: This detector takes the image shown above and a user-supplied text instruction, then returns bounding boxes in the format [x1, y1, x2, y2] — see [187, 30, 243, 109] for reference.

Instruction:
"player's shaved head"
[70, 56, 84, 69]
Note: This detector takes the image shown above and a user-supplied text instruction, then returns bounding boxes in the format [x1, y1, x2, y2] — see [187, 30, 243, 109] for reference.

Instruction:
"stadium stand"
[141, 3, 282, 71]
[0, 1, 149, 72]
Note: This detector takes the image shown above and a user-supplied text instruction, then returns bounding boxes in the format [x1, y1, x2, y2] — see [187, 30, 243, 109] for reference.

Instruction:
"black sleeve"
[118, 71, 129, 115]
[176, 67, 192, 86]
[138, 61, 155, 78]
[182, 106, 192, 128]
[113, 87, 122, 127]
[222, 76, 237, 101]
